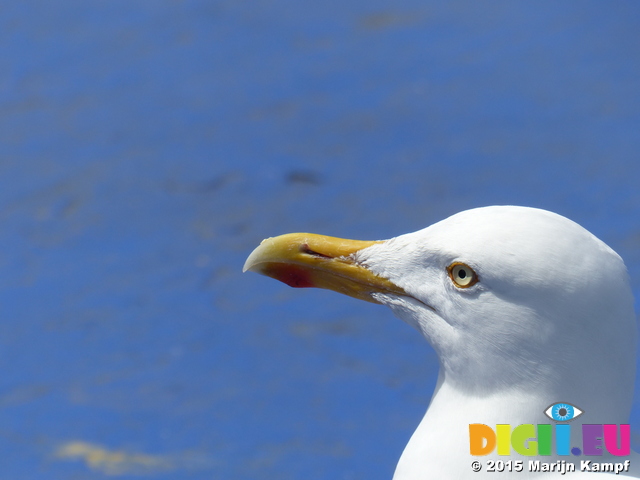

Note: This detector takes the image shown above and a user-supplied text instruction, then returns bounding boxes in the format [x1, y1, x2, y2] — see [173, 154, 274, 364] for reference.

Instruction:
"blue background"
[2, 1, 640, 478]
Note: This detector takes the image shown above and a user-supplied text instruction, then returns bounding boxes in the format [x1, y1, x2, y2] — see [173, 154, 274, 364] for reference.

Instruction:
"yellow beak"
[243, 233, 406, 304]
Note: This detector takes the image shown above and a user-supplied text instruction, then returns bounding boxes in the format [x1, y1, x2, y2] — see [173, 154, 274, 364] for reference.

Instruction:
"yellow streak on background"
[56, 441, 173, 475]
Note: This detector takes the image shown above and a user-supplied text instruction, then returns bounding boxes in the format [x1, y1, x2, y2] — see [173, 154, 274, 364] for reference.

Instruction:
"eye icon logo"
[544, 402, 583, 422]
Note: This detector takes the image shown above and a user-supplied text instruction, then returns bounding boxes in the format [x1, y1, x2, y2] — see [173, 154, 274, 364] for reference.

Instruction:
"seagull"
[244, 206, 638, 478]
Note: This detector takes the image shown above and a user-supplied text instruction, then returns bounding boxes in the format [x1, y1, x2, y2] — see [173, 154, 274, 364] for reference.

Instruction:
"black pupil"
[558, 408, 567, 417]
[458, 269, 467, 279]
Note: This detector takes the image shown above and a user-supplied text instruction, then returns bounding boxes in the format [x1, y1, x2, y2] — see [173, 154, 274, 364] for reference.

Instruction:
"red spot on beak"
[262, 264, 316, 288]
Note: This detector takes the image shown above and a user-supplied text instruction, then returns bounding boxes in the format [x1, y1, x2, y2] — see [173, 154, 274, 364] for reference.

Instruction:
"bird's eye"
[447, 262, 478, 288]
[544, 403, 583, 422]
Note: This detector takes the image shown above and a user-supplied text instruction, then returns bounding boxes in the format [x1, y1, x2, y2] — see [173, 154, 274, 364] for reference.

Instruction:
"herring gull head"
[244, 206, 637, 478]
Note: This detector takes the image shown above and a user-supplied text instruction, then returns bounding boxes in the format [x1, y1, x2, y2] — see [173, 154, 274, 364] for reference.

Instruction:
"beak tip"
[243, 238, 274, 273]
[243, 250, 259, 273]
[242, 262, 257, 274]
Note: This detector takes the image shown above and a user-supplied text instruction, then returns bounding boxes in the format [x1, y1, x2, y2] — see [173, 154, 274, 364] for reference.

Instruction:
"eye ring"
[447, 262, 478, 288]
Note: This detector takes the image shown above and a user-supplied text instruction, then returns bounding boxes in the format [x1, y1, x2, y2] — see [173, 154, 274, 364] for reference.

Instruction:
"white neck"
[393, 372, 635, 479]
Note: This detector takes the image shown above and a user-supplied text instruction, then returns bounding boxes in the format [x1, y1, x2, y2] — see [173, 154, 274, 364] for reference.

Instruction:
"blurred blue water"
[1, 1, 639, 478]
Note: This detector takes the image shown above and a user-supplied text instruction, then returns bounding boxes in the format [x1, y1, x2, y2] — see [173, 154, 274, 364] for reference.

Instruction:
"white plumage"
[245, 206, 638, 478]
